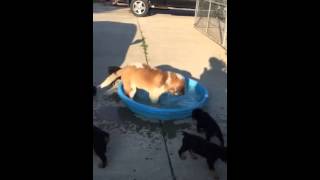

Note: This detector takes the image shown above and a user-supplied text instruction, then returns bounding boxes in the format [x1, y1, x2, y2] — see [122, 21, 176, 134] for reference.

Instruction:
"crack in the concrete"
[159, 120, 177, 180]
[136, 18, 149, 65]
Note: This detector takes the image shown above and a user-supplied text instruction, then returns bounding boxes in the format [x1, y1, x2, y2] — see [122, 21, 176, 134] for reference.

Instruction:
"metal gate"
[194, 0, 227, 49]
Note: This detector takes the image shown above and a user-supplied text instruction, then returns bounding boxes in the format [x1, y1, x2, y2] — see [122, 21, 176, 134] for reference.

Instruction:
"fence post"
[194, 0, 200, 25]
[206, 0, 212, 33]
[222, 7, 227, 48]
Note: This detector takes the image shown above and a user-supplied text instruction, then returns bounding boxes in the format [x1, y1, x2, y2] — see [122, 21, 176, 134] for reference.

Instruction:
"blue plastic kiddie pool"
[117, 78, 209, 121]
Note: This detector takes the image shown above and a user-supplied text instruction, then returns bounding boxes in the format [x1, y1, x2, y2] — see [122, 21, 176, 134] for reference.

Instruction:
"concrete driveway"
[93, 3, 227, 180]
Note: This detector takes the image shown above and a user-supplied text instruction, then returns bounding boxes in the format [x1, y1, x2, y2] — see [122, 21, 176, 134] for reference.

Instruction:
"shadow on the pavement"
[93, 21, 136, 85]
[149, 8, 195, 17]
[199, 57, 227, 114]
[93, 2, 128, 13]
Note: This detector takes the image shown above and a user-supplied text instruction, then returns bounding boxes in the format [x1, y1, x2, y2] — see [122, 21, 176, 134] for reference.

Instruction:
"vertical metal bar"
[194, 0, 200, 25]
[222, 7, 227, 48]
[206, 0, 212, 33]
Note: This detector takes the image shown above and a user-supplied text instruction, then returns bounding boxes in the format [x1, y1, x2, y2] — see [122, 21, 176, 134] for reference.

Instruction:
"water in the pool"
[133, 88, 202, 109]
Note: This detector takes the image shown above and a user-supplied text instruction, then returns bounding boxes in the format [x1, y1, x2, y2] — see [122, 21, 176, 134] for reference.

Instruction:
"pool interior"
[132, 85, 203, 109]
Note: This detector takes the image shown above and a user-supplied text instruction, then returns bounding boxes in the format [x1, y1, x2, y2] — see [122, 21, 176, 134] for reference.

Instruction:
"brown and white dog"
[99, 63, 185, 103]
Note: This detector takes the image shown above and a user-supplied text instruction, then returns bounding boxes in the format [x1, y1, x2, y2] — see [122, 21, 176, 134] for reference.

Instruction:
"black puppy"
[178, 131, 227, 171]
[192, 108, 224, 146]
[93, 125, 110, 168]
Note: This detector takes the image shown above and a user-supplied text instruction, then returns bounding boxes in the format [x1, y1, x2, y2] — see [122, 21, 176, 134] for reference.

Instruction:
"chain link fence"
[194, 0, 227, 49]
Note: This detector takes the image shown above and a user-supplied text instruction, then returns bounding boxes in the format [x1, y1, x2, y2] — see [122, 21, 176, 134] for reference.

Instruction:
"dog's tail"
[99, 68, 123, 89]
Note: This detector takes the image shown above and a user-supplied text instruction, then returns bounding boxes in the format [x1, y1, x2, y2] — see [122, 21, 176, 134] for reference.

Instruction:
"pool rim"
[117, 78, 209, 113]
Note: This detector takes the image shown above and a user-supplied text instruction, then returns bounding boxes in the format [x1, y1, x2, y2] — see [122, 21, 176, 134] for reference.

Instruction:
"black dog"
[192, 108, 224, 146]
[93, 125, 110, 168]
[178, 131, 227, 171]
